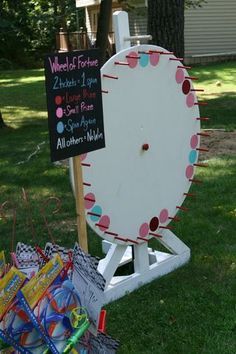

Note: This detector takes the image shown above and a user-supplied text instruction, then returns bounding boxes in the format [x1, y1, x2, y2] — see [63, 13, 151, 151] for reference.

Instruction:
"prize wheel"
[81, 44, 201, 246]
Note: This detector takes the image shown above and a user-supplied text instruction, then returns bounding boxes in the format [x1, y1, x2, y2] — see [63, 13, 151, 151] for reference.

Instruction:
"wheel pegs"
[142, 143, 149, 151]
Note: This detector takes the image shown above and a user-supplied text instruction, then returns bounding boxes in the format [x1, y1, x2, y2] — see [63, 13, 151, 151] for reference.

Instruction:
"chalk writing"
[44, 49, 105, 161]
[87, 128, 104, 142]
[48, 55, 98, 74]
[53, 76, 77, 90]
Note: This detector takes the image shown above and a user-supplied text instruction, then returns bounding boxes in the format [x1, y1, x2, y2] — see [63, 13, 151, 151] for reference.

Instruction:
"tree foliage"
[0, 0, 78, 68]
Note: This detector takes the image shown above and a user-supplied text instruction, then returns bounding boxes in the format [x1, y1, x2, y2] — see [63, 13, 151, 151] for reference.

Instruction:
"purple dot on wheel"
[56, 107, 63, 118]
[149, 217, 159, 232]
[159, 209, 169, 223]
[98, 215, 110, 231]
[139, 223, 149, 238]
[175, 69, 185, 84]
[127, 51, 138, 68]
[186, 165, 194, 179]
[190, 134, 199, 149]
[182, 80, 191, 95]
[150, 52, 160, 66]
[186, 93, 195, 107]
[84, 193, 95, 209]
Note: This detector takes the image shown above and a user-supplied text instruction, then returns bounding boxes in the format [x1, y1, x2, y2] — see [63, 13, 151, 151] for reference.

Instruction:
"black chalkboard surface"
[44, 49, 105, 162]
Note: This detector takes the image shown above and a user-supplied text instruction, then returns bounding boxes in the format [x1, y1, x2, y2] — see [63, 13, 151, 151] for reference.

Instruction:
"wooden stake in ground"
[73, 155, 88, 252]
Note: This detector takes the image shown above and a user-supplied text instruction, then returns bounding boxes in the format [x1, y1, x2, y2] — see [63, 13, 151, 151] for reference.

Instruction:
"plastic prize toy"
[0, 253, 84, 354]
[0, 268, 30, 353]
[0, 251, 6, 279]
[71, 16, 209, 302]
[15, 256, 64, 354]
[2, 299, 43, 353]
[36, 280, 83, 351]
[1, 280, 83, 354]
[62, 307, 90, 353]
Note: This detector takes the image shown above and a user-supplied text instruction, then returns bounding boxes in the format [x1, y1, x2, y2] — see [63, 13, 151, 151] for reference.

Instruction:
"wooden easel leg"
[73, 156, 88, 252]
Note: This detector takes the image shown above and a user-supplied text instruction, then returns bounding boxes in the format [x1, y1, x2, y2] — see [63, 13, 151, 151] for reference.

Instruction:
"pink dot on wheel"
[56, 107, 63, 118]
[186, 165, 194, 179]
[80, 153, 87, 161]
[149, 217, 159, 232]
[159, 209, 169, 223]
[182, 80, 191, 95]
[139, 223, 149, 238]
[84, 193, 95, 209]
[190, 134, 199, 149]
[175, 69, 185, 84]
[55, 96, 62, 105]
[150, 52, 160, 66]
[98, 215, 110, 231]
[127, 51, 138, 68]
[186, 93, 195, 107]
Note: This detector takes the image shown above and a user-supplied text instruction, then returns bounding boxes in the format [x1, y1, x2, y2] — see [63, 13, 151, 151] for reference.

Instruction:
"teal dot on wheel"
[189, 150, 197, 164]
[90, 205, 102, 222]
[57, 121, 64, 134]
[140, 53, 149, 67]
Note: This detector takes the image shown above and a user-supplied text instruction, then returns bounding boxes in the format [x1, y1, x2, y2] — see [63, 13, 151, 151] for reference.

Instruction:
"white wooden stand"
[98, 230, 190, 304]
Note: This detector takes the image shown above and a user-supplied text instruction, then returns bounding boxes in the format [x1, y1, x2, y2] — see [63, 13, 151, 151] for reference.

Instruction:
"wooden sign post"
[44, 50, 105, 251]
[73, 155, 88, 252]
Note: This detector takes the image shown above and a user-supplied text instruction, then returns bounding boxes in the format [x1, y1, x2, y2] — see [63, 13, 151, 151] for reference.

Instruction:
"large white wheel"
[77, 45, 200, 246]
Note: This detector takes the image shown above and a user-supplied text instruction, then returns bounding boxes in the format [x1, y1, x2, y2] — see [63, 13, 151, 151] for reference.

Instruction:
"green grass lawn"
[0, 62, 236, 353]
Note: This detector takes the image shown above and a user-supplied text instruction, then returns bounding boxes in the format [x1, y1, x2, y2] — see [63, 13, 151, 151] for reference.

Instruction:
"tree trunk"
[148, 0, 185, 59]
[53, 0, 59, 19]
[0, 111, 6, 128]
[96, 0, 113, 66]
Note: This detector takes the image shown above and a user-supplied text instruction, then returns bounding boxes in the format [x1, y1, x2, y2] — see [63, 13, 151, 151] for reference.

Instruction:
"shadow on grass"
[0, 123, 59, 188]
[199, 92, 236, 129]
[0, 131, 74, 252]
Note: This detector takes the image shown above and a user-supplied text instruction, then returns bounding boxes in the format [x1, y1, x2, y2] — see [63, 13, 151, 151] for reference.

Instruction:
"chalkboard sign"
[44, 49, 105, 162]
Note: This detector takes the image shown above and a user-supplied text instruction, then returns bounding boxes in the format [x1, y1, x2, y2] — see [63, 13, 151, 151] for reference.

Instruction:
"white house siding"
[185, 0, 236, 57]
[129, 9, 148, 37]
